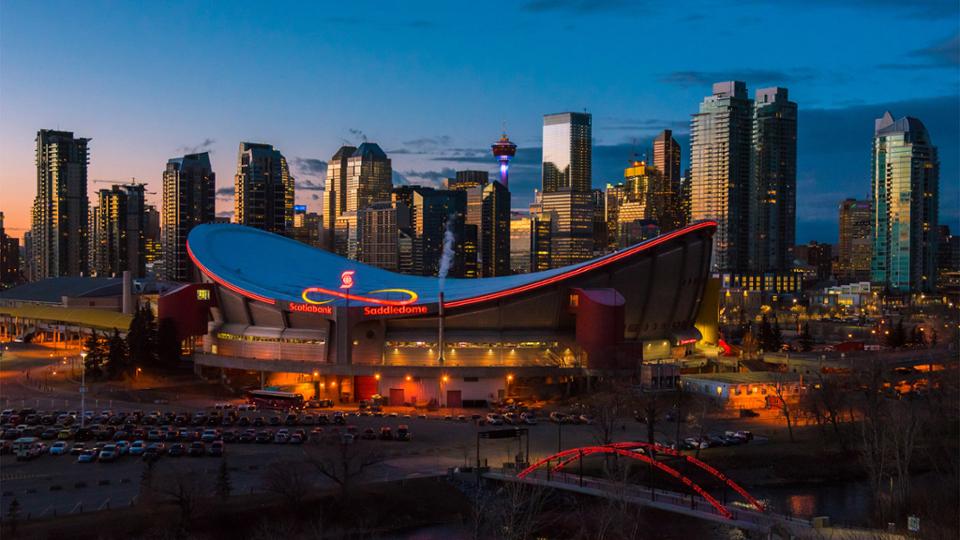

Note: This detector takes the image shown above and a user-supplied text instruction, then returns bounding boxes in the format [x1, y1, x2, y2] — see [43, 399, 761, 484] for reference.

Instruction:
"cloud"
[523, 0, 638, 13]
[346, 128, 368, 144]
[909, 33, 959, 65]
[178, 138, 215, 155]
[660, 69, 818, 87]
[292, 157, 327, 191]
[296, 179, 325, 191]
[216, 210, 233, 219]
[312, 194, 320, 201]
[398, 135, 453, 153]
[752, 0, 957, 19]
[216, 186, 233, 197]
[600, 118, 690, 133]
[398, 167, 459, 188]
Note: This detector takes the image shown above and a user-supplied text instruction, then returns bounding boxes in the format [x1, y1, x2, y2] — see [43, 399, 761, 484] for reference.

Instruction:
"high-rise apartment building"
[30, 130, 90, 280]
[448, 170, 489, 190]
[836, 199, 873, 284]
[162, 152, 216, 281]
[358, 202, 407, 271]
[234, 142, 294, 234]
[144, 204, 161, 266]
[91, 184, 146, 278]
[690, 82, 753, 272]
[870, 112, 939, 293]
[541, 112, 594, 267]
[749, 87, 797, 274]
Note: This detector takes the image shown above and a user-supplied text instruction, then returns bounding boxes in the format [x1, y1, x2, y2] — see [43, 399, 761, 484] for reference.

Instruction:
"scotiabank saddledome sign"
[287, 272, 427, 317]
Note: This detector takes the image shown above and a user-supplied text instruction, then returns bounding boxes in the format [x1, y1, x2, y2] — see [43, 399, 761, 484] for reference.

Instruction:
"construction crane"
[91, 177, 156, 195]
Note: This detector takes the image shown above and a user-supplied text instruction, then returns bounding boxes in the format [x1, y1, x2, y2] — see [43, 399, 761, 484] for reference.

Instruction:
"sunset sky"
[1, 0, 957, 242]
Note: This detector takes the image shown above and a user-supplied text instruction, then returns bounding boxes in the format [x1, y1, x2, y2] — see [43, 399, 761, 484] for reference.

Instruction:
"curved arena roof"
[187, 221, 716, 309]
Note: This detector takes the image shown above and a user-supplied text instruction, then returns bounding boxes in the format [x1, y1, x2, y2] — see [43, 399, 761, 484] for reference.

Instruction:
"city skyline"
[1, 1, 957, 244]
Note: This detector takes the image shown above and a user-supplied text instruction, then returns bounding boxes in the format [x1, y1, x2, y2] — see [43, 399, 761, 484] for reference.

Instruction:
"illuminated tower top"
[491, 132, 517, 188]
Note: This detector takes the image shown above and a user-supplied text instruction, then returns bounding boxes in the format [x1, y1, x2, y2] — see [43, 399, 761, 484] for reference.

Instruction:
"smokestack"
[122, 271, 134, 315]
[438, 291, 445, 365]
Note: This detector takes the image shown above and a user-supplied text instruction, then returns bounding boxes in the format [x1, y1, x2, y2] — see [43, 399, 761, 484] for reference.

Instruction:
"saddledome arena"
[187, 221, 717, 406]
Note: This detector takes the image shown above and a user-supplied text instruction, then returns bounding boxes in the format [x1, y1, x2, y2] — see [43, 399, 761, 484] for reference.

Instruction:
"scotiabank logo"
[363, 305, 428, 317]
[289, 302, 333, 315]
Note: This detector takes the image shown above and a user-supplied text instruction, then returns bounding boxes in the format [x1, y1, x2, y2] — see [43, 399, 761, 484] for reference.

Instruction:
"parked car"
[70, 442, 86, 455]
[129, 440, 146, 456]
[188, 441, 205, 457]
[208, 441, 224, 457]
[77, 450, 97, 463]
[378, 427, 393, 441]
[49, 441, 68, 455]
[98, 444, 119, 462]
[396, 425, 411, 441]
[255, 430, 272, 444]
[167, 443, 185, 457]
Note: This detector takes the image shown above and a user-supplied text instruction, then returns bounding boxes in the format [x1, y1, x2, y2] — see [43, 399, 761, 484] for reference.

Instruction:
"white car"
[49, 441, 68, 455]
[486, 414, 504, 426]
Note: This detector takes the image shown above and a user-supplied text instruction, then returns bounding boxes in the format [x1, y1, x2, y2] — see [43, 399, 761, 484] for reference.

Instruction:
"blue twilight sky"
[1, 0, 957, 243]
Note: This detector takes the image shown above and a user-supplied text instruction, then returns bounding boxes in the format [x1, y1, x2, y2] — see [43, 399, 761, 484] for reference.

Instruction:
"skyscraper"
[397, 186, 467, 277]
[358, 202, 406, 271]
[162, 152, 215, 281]
[0, 213, 21, 287]
[481, 180, 511, 276]
[234, 142, 294, 234]
[321, 145, 356, 250]
[346, 143, 392, 213]
[542, 112, 592, 193]
[509, 212, 532, 274]
[870, 112, 939, 293]
[291, 205, 322, 248]
[91, 184, 146, 278]
[448, 171, 511, 277]
[541, 112, 594, 266]
[836, 199, 873, 284]
[30, 129, 90, 280]
[653, 129, 681, 194]
[330, 143, 392, 256]
[690, 82, 753, 272]
[749, 87, 797, 274]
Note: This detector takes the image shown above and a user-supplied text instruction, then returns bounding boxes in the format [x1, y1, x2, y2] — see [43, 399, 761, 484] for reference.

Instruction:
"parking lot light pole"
[79, 349, 88, 428]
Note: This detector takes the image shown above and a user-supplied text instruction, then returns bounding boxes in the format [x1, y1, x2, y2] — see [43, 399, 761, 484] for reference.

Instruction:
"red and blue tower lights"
[491, 132, 517, 188]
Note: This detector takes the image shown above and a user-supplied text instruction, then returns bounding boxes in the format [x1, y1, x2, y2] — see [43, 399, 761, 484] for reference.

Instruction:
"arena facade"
[187, 221, 717, 406]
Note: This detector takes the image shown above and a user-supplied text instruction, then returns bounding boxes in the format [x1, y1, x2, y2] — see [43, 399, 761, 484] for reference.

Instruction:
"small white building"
[681, 371, 803, 409]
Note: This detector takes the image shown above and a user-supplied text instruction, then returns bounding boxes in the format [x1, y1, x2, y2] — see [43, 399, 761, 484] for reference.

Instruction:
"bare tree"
[481, 481, 554, 540]
[586, 384, 634, 445]
[771, 372, 797, 443]
[304, 440, 384, 501]
[262, 460, 313, 510]
[153, 468, 207, 532]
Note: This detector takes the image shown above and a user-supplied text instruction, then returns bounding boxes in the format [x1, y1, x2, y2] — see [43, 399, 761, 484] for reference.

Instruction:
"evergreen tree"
[215, 460, 232, 502]
[758, 315, 774, 352]
[6, 497, 20, 537]
[83, 332, 107, 378]
[798, 323, 814, 352]
[126, 302, 158, 367]
[157, 317, 181, 367]
[106, 328, 129, 379]
[930, 328, 938, 348]
[772, 318, 783, 351]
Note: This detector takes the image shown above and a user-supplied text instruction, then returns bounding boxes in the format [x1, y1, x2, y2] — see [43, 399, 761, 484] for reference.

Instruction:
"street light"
[79, 350, 88, 428]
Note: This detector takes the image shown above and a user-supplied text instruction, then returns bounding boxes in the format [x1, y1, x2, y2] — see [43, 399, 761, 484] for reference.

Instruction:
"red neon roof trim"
[186, 240, 276, 305]
[445, 220, 716, 308]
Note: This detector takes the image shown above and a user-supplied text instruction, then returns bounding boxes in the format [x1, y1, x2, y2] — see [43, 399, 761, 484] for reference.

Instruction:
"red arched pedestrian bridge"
[484, 441, 814, 533]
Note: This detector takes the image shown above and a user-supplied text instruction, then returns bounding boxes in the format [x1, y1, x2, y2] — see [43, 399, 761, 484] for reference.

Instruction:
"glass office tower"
[871, 112, 939, 294]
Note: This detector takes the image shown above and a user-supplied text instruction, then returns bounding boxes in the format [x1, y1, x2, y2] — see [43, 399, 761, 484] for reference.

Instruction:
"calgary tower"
[491, 132, 517, 188]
